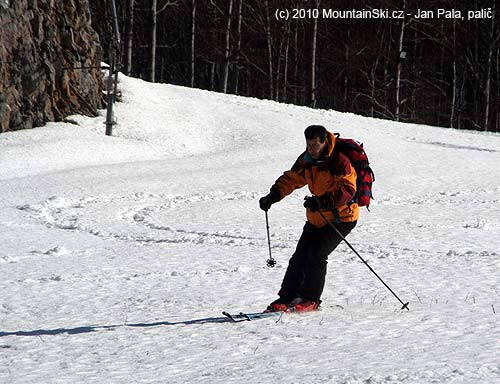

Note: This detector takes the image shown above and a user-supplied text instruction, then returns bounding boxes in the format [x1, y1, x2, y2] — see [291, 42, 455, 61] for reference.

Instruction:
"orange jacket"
[271, 131, 358, 227]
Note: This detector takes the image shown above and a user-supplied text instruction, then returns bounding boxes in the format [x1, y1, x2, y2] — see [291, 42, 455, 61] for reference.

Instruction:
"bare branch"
[157, 0, 177, 14]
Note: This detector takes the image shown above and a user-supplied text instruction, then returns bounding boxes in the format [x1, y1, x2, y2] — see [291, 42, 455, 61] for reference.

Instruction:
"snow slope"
[1, 74, 500, 384]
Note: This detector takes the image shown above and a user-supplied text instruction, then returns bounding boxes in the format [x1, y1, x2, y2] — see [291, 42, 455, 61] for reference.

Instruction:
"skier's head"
[304, 125, 327, 143]
[304, 125, 328, 160]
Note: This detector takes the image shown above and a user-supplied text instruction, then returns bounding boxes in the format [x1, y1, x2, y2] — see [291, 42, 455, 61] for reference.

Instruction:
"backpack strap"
[332, 208, 341, 224]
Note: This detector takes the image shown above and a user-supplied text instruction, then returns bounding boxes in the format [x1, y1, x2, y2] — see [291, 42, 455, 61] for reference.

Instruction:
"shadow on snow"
[0, 316, 235, 337]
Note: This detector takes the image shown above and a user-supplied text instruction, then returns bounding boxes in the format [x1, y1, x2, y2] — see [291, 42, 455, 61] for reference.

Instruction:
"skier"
[259, 125, 358, 312]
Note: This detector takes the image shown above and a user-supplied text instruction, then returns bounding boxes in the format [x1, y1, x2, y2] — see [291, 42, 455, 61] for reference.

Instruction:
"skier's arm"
[271, 155, 307, 200]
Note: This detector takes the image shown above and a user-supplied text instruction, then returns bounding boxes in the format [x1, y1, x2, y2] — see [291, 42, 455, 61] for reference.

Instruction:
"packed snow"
[1, 74, 500, 383]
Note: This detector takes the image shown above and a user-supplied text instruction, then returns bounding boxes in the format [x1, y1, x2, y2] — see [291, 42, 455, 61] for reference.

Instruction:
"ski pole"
[318, 210, 409, 311]
[264, 211, 276, 267]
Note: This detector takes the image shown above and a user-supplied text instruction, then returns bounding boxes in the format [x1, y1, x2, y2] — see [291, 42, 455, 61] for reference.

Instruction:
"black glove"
[259, 189, 280, 211]
[303, 196, 321, 212]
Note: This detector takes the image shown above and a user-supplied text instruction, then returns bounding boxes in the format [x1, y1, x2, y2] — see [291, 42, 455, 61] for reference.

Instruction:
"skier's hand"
[303, 196, 321, 212]
[259, 196, 273, 211]
[259, 189, 280, 211]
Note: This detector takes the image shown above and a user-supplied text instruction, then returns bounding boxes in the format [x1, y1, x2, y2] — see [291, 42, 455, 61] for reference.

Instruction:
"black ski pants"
[278, 220, 357, 302]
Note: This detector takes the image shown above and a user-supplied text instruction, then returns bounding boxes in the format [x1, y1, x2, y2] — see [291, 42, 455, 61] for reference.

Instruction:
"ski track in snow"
[15, 191, 270, 249]
[8, 185, 500, 320]
[13, 185, 500, 258]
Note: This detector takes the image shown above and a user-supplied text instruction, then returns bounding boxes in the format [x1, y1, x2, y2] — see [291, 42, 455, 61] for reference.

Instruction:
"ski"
[222, 310, 284, 322]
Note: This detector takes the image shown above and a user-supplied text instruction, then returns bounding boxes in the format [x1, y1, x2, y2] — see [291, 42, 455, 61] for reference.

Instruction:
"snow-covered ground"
[1, 74, 500, 384]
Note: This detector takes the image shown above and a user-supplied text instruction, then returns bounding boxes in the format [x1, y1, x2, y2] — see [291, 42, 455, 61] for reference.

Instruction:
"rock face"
[0, 0, 102, 132]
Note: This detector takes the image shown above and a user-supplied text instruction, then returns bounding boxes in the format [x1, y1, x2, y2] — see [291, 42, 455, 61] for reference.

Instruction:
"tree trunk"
[190, 0, 196, 87]
[210, 61, 216, 91]
[438, 18, 445, 126]
[233, 0, 243, 94]
[497, 47, 500, 132]
[222, 0, 233, 93]
[370, 25, 384, 117]
[344, 26, 350, 111]
[264, 0, 273, 99]
[484, 4, 496, 131]
[383, 23, 393, 117]
[293, 20, 299, 104]
[124, 0, 134, 75]
[395, 1, 406, 122]
[275, 39, 282, 101]
[282, 21, 290, 102]
[309, 1, 319, 107]
[149, 0, 157, 82]
[450, 17, 457, 128]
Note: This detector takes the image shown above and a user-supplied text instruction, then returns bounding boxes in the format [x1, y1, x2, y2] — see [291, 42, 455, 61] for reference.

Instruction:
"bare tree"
[308, 1, 319, 107]
[149, 0, 177, 83]
[191, 0, 196, 87]
[497, 46, 500, 131]
[149, 0, 157, 82]
[343, 26, 350, 111]
[281, 19, 291, 101]
[222, 0, 234, 93]
[369, 22, 386, 117]
[395, 0, 407, 122]
[450, 16, 457, 129]
[264, 0, 274, 99]
[483, 4, 499, 131]
[123, 0, 135, 75]
[292, 19, 300, 104]
[233, 0, 244, 94]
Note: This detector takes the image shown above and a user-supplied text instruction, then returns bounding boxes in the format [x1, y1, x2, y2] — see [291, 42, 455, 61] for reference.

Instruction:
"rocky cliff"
[0, 0, 102, 132]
